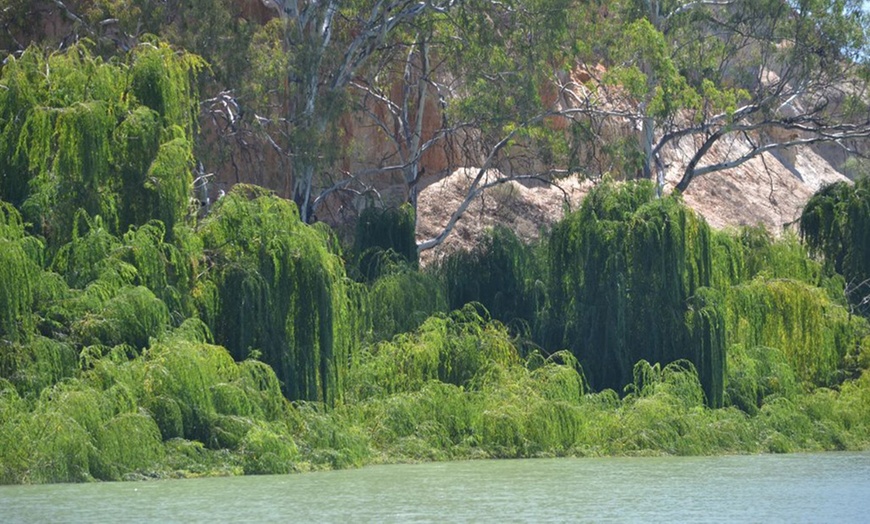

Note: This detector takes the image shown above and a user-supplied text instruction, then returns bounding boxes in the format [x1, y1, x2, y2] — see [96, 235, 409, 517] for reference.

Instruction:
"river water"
[2, 452, 868, 523]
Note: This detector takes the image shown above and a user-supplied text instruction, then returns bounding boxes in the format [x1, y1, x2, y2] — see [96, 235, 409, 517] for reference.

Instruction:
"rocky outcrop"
[415, 136, 848, 264]
[414, 62, 852, 263]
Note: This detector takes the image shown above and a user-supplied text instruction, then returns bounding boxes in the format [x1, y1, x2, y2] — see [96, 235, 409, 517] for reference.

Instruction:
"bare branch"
[676, 129, 870, 192]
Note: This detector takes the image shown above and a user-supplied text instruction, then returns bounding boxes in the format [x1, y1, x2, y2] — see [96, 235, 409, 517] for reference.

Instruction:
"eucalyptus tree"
[250, 0, 459, 223]
[595, 0, 870, 194]
[344, 28, 439, 215]
[407, 0, 601, 252]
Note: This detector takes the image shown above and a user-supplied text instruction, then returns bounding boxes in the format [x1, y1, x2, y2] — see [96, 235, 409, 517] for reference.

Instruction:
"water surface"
[2, 452, 868, 522]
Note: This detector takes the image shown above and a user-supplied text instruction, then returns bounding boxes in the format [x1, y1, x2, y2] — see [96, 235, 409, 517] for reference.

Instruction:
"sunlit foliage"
[725, 278, 865, 388]
[0, 41, 203, 247]
[366, 268, 447, 343]
[197, 185, 358, 404]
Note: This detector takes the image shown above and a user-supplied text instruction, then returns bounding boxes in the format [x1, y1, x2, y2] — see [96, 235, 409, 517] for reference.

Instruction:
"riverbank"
[6, 314, 867, 484]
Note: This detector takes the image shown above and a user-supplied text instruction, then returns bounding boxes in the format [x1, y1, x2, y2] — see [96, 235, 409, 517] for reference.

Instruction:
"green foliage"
[625, 360, 707, 410]
[711, 225, 844, 304]
[2, 279, 870, 483]
[85, 0, 253, 87]
[143, 339, 232, 443]
[725, 278, 866, 388]
[91, 410, 165, 481]
[72, 285, 170, 351]
[366, 269, 448, 343]
[686, 288, 726, 408]
[197, 185, 357, 404]
[605, 18, 701, 118]
[0, 237, 37, 343]
[240, 422, 299, 475]
[115, 106, 162, 228]
[0, 316, 299, 483]
[347, 306, 518, 400]
[725, 344, 800, 415]
[240, 18, 292, 122]
[140, 133, 195, 237]
[116, 221, 198, 319]
[801, 178, 870, 312]
[353, 204, 418, 281]
[5, 1, 870, 487]
[0, 42, 202, 248]
[347, 329, 590, 460]
[439, 226, 543, 332]
[440, 0, 593, 172]
[129, 42, 203, 135]
[51, 213, 123, 289]
[545, 181, 724, 406]
[0, 336, 77, 398]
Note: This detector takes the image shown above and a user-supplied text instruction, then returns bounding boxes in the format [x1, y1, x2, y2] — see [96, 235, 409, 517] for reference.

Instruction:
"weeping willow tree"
[366, 269, 447, 343]
[351, 204, 442, 343]
[115, 220, 201, 321]
[545, 181, 724, 406]
[48, 211, 200, 327]
[352, 204, 417, 282]
[50, 212, 122, 289]
[725, 344, 800, 415]
[0, 316, 295, 483]
[801, 177, 870, 313]
[0, 41, 203, 248]
[0, 202, 38, 344]
[710, 226, 830, 292]
[347, 305, 518, 400]
[438, 226, 543, 334]
[197, 185, 357, 404]
[23, 168, 201, 364]
[0, 201, 79, 397]
[1, 206, 69, 396]
[725, 278, 866, 389]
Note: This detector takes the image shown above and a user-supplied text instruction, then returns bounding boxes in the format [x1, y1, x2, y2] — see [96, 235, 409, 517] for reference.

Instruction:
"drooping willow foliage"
[712, 227, 826, 288]
[801, 178, 870, 312]
[0, 203, 37, 344]
[352, 204, 418, 281]
[0, 41, 203, 248]
[0, 202, 80, 397]
[347, 305, 518, 400]
[438, 226, 543, 334]
[706, 224, 865, 403]
[366, 268, 448, 343]
[725, 344, 800, 415]
[39, 213, 193, 355]
[725, 278, 866, 388]
[115, 220, 200, 321]
[345, 310, 593, 459]
[1, 39, 870, 484]
[0, 319, 295, 483]
[545, 181, 725, 406]
[197, 185, 358, 404]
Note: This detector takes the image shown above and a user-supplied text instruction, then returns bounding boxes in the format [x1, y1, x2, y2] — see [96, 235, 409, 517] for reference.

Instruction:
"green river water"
[1, 452, 868, 522]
